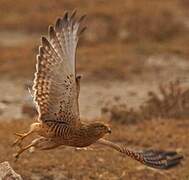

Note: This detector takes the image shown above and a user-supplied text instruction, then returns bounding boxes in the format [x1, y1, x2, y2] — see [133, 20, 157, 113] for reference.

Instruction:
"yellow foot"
[12, 133, 28, 147]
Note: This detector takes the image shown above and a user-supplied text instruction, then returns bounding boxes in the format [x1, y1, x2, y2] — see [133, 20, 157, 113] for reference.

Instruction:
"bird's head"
[89, 123, 111, 138]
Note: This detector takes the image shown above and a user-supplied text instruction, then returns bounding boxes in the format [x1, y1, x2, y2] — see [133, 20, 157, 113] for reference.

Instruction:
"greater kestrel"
[13, 10, 183, 169]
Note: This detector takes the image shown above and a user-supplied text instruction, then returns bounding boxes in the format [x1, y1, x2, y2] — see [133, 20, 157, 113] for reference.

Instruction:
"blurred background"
[0, 0, 189, 179]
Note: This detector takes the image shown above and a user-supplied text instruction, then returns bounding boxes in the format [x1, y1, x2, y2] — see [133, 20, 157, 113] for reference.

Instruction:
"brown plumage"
[13, 10, 183, 169]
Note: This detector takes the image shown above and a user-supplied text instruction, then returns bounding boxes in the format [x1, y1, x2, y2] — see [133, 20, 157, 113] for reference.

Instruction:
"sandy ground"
[0, 1, 189, 178]
[0, 118, 188, 180]
[0, 78, 163, 121]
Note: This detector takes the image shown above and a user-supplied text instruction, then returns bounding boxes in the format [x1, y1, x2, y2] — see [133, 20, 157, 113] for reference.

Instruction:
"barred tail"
[97, 139, 183, 169]
[125, 149, 183, 169]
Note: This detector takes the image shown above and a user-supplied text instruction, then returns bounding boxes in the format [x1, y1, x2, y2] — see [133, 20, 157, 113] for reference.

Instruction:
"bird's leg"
[14, 143, 34, 161]
[14, 137, 42, 160]
[12, 122, 41, 147]
[14, 137, 61, 161]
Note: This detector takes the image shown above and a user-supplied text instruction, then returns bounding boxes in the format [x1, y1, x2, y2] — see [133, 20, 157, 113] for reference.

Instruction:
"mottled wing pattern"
[97, 139, 183, 169]
[33, 11, 86, 127]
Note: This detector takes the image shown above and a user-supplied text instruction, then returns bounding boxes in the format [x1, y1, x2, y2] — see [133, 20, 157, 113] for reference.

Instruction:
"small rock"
[0, 161, 22, 180]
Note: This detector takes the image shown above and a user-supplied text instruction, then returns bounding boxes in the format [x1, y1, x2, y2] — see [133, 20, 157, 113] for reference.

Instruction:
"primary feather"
[33, 11, 86, 127]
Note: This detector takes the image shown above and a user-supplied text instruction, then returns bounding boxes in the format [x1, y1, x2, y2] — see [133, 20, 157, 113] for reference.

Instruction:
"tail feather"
[140, 150, 183, 169]
[139, 150, 180, 161]
[97, 139, 183, 169]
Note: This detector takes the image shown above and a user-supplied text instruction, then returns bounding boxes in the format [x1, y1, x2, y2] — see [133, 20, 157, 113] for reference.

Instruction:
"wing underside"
[33, 11, 86, 127]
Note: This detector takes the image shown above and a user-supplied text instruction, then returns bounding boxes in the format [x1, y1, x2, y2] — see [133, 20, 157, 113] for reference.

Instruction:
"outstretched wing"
[97, 139, 183, 169]
[33, 11, 86, 127]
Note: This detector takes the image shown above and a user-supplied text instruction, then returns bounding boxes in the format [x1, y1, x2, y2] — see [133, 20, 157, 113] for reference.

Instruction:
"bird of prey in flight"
[13, 10, 183, 169]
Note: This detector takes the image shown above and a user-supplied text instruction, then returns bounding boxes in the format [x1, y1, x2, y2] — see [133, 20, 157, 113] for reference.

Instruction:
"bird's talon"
[13, 153, 19, 162]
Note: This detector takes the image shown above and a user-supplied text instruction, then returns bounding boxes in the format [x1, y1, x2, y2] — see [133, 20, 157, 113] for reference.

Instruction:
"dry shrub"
[102, 80, 189, 124]
[141, 80, 189, 120]
[101, 97, 141, 124]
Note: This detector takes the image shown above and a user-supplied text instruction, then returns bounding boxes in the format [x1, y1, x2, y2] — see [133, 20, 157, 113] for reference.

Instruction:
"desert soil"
[0, 0, 189, 178]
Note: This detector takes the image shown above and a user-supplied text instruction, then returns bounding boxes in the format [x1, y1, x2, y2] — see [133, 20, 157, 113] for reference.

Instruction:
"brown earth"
[0, 0, 189, 179]
[0, 0, 189, 80]
[0, 118, 188, 180]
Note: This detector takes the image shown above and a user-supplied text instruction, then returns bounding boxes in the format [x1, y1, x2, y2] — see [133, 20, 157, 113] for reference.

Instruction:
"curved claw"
[13, 153, 20, 162]
[13, 143, 34, 161]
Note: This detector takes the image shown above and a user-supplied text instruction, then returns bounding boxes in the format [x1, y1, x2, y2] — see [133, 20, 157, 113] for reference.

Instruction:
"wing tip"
[55, 17, 62, 31]
[48, 25, 56, 39]
[78, 14, 87, 23]
[54, 10, 86, 35]
[70, 9, 77, 20]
